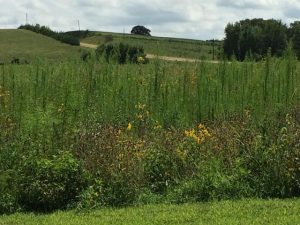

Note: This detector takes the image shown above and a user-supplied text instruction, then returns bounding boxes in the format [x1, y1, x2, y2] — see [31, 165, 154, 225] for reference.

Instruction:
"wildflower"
[136, 102, 146, 110]
[176, 148, 187, 161]
[137, 56, 145, 64]
[185, 124, 211, 144]
[127, 122, 132, 131]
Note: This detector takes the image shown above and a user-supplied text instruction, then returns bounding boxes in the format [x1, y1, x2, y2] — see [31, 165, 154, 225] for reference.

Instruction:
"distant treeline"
[18, 24, 80, 46]
[224, 19, 300, 61]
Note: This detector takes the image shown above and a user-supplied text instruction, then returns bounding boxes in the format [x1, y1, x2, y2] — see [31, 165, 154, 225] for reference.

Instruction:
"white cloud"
[0, 0, 298, 40]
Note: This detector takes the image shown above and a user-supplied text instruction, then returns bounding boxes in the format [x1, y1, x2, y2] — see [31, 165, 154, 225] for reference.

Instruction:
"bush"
[80, 50, 92, 62]
[11, 57, 20, 64]
[242, 114, 300, 198]
[103, 174, 138, 206]
[143, 146, 182, 193]
[166, 158, 253, 204]
[0, 170, 19, 214]
[95, 43, 148, 64]
[18, 151, 87, 212]
[76, 178, 103, 210]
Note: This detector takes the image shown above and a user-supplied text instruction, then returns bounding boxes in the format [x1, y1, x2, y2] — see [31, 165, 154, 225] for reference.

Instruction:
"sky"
[0, 0, 299, 40]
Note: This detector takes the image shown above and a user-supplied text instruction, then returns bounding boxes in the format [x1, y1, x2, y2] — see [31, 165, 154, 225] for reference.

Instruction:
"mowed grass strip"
[0, 29, 81, 63]
[1, 199, 300, 225]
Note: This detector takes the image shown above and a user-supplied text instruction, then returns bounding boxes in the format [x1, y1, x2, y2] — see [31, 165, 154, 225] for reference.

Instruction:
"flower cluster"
[185, 123, 211, 144]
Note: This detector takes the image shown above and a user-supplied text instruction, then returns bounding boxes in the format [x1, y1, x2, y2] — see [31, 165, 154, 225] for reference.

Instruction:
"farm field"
[1, 198, 300, 225]
[0, 29, 82, 63]
[78, 31, 221, 60]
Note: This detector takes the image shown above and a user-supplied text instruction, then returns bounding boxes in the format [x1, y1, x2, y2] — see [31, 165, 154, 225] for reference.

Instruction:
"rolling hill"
[0, 29, 82, 63]
[0, 29, 222, 63]
[68, 30, 222, 60]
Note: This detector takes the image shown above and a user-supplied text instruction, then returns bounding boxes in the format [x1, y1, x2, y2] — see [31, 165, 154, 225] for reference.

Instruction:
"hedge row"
[18, 24, 80, 46]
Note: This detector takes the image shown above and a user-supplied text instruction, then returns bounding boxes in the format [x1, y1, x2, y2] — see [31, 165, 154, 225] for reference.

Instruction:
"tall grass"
[0, 52, 300, 211]
[0, 52, 299, 132]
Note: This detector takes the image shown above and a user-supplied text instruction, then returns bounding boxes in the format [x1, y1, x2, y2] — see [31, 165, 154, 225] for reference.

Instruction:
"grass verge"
[1, 198, 300, 225]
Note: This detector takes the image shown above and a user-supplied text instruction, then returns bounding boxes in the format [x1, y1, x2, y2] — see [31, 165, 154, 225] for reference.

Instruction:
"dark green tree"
[223, 19, 287, 61]
[288, 21, 300, 59]
[131, 25, 151, 36]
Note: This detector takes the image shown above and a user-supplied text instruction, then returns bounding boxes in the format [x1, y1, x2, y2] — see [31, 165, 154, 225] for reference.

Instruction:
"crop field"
[0, 29, 300, 217]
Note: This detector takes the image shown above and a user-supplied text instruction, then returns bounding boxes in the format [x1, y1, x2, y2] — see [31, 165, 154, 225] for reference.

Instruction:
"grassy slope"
[81, 31, 222, 60]
[1, 199, 300, 225]
[0, 29, 82, 63]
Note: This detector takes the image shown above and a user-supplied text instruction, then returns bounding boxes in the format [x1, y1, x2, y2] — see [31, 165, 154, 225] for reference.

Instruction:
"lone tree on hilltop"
[131, 25, 151, 36]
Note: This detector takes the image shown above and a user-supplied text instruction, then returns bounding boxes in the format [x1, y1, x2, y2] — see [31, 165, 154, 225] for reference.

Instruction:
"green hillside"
[0, 29, 82, 63]
[78, 31, 222, 60]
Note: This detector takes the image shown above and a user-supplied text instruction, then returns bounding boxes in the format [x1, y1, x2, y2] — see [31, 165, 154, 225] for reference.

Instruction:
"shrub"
[242, 114, 300, 198]
[11, 57, 20, 64]
[0, 170, 19, 214]
[143, 146, 181, 193]
[166, 158, 253, 204]
[76, 178, 103, 210]
[95, 43, 148, 64]
[17, 151, 87, 212]
[80, 50, 92, 62]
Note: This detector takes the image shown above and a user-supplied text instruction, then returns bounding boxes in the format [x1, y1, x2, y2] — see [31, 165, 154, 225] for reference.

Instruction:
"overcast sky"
[0, 0, 299, 40]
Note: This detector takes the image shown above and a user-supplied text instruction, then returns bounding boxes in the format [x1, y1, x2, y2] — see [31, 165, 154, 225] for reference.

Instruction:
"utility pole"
[78, 20, 80, 31]
[212, 39, 215, 61]
[26, 13, 28, 24]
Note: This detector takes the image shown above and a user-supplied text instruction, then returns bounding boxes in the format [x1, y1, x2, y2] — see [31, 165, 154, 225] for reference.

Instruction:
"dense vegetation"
[95, 43, 148, 64]
[65, 30, 94, 39]
[0, 44, 299, 213]
[224, 19, 287, 60]
[224, 19, 300, 61]
[18, 24, 80, 46]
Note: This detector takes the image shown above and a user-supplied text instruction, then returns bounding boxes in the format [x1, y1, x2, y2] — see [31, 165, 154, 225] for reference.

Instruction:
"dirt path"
[80, 42, 98, 49]
[80, 42, 220, 63]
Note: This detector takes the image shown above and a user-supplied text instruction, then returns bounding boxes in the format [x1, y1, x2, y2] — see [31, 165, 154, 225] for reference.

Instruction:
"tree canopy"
[131, 25, 151, 36]
[223, 19, 287, 61]
[288, 21, 300, 59]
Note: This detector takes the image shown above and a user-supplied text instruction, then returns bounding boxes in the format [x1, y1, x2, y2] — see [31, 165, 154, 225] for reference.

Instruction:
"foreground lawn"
[1, 199, 300, 225]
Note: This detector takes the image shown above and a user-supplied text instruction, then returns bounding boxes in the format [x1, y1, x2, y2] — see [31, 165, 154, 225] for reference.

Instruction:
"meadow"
[0, 29, 300, 217]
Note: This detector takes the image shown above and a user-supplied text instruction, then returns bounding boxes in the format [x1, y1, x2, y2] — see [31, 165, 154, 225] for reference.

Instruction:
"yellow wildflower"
[127, 122, 132, 131]
[137, 56, 145, 64]
[185, 124, 211, 144]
